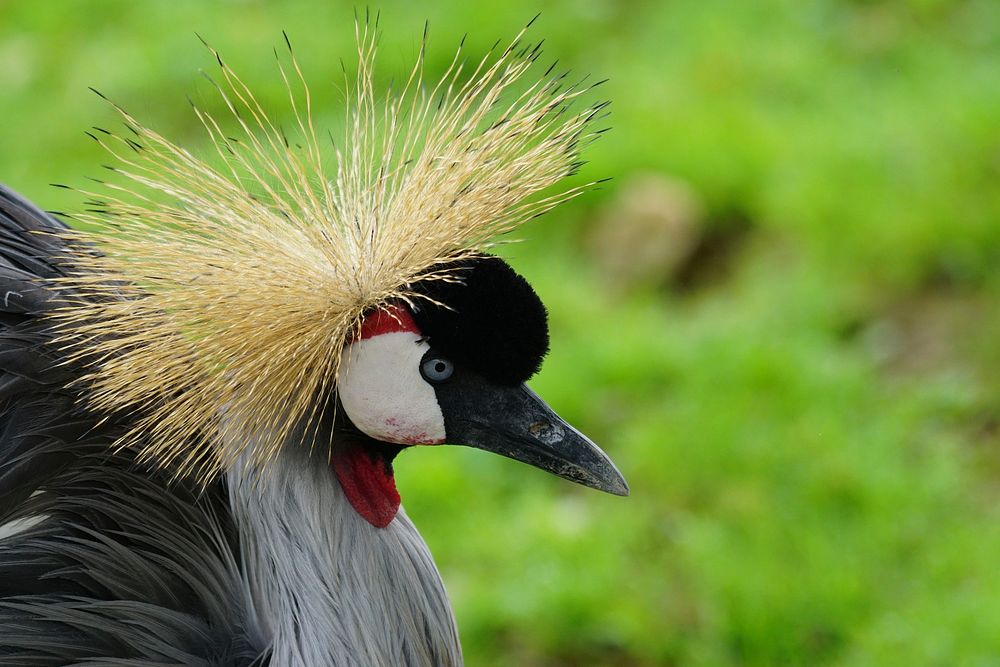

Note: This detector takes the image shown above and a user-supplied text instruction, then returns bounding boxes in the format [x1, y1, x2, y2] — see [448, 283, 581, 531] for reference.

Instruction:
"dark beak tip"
[603, 471, 630, 497]
[577, 458, 629, 497]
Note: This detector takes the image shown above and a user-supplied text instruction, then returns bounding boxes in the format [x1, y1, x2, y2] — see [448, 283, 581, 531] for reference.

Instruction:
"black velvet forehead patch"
[409, 255, 549, 386]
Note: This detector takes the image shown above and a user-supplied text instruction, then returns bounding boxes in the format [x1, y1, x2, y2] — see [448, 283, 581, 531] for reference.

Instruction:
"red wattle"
[332, 443, 401, 528]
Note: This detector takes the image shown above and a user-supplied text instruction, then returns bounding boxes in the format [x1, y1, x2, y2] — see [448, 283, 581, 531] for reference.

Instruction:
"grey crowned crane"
[0, 21, 627, 667]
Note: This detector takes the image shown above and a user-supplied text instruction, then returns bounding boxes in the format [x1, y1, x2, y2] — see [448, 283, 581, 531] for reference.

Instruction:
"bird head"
[47, 20, 626, 526]
[335, 255, 627, 527]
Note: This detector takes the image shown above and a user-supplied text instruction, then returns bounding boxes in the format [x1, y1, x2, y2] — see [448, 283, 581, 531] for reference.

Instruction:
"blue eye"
[420, 357, 454, 384]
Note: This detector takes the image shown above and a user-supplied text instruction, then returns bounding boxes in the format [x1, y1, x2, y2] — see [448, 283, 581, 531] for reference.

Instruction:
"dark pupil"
[434, 361, 447, 373]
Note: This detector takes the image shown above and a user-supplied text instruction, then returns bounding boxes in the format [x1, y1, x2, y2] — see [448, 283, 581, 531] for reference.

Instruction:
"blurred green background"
[2, 1, 999, 664]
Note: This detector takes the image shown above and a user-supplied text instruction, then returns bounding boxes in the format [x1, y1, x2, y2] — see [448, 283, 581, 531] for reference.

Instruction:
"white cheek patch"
[338, 332, 446, 445]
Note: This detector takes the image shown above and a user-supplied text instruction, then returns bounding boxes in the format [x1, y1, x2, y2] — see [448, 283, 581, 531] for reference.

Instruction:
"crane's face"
[332, 257, 628, 528]
[338, 309, 447, 447]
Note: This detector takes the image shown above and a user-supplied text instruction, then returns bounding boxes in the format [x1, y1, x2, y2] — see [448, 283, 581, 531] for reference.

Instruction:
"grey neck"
[226, 440, 462, 667]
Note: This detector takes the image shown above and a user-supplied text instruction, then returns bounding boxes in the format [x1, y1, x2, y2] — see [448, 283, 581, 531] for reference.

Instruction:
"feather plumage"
[0, 185, 262, 666]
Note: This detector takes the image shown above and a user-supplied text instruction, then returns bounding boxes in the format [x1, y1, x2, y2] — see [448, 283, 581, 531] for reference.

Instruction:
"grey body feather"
[230, 441, 461, 666]
[0, 185, 462, 666]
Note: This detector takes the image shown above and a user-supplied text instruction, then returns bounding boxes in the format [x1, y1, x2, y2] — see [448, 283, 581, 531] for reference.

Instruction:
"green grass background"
[1, 1, 998, 664]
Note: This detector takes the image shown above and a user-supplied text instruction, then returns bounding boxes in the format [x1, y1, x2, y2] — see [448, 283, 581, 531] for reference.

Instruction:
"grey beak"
[435, 374, 629, 497]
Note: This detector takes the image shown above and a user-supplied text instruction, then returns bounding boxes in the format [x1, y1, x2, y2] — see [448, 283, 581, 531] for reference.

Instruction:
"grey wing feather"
[0, 185, 268, 666]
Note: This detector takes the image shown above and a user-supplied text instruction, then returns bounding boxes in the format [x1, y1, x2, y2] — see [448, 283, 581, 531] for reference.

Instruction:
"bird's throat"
[332, 440, 402, 528]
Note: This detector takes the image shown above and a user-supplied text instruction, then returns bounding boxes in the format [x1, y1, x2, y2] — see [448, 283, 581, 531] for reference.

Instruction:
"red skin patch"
[332, 440, 401, 528]
[355, 304, 420, 341]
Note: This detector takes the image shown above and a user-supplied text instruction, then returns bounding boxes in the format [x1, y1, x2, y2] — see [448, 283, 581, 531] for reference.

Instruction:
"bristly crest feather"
[45, 16, 607, 480]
